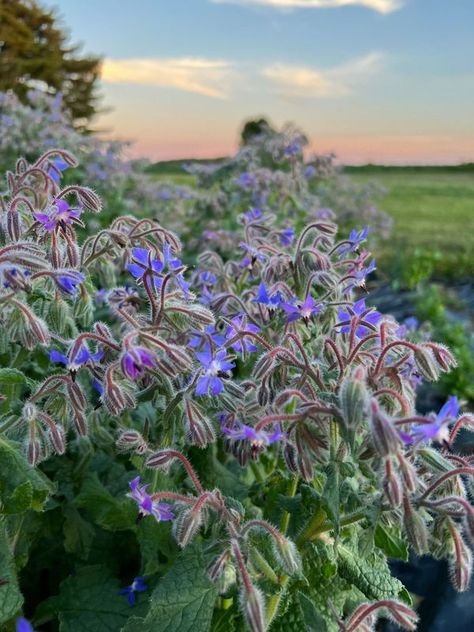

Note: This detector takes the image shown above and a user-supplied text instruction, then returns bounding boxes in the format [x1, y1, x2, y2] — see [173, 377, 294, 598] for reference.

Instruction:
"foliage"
[0, 146, 473, 632]
[0, 0, 101, 126]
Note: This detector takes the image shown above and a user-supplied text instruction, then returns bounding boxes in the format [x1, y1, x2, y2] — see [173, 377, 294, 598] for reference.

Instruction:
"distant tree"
[240, 117, 275, 145]
[0, 0, 102, 126]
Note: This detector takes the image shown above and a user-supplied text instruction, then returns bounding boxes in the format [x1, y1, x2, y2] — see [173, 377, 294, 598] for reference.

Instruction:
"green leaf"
[0, 524, 23, 624]
[0, 368, 27, 414]
[337, 543, 404, 600]
[322, 462, 340, 535]
[298, 592, 328, 632]
[45, 565, 147, 632]
[122, 542, 217, 632]
[0, 437, 52, 512]
[74, 472, 136, 531]
[63, 507, 95, 560]
[374, 524, 409, 562]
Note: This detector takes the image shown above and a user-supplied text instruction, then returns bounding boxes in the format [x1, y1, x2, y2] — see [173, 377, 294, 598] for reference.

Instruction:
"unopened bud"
[116, 430, 147, 454]
[208, 550, 237, 593]
[449, 526, 472, 592]
[73, 293, 94, 328]
[240, 585, 266, 632]
[146, 449, 175, 470]
[370, 400, 402, 457]
[272, 536, 301, 575]
[397, 454, 417, 493]
[75, 187, 102, 212]
[173, 507, 202, 547]
[403, 495, 429, 555]
[283, 442, 298, 474]
[339, 367, 370, 446]
[184, 399, 215, 448]
[383, 459, 402, 508]
[414, 346, 440, 381]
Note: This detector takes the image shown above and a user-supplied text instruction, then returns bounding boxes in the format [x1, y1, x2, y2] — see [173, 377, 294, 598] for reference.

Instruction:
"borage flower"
[16, 618, 34, 632]
[253, 282, 283, 309]
[189, 325, 225, 351]
[49, 345, 103, 368]
[127, 247, 163, 286]
[34, 199, 82, 231]
[223, 423, 286, 447]
[121, 346, 155, 380]
[338, 226, 369, 257]
[119, 576, 148, 606]
[48, 157, 69, 183]
[195, 348, 235, 396]
[279, 227, 294, 247]
[282, 295, 323, 324]
[404, 396, 460, 446]
[127, 476, 175, 522]
[336, 298, 381, 338]
[226, 315, 260, 354]
[55, 271, 84, 296]
[239, 242, 267, 269]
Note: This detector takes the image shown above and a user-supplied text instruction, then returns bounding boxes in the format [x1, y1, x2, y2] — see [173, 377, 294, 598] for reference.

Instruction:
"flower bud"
[272, 536, 301, 575]
[339, 367, 370, 447]
[383, 459, 402, 508]
[239, 584, 266, 632]
[449, 526, 472, 592]
[403, 495, 428, 555]
[73, 293, 94, 328]
[73, 411, 88, 436]
[146, 449, 175, 471]
[116, 430, 147, 454]
[414, 346, 440, 381]
[173, 507, 202, 547]
[283, 442, 298, 474]
[369, 400, 402, 457]
[75, 187, 102, 212]
[184, 399, 216, 448]
[48, 422, 66, 455]
[396, 454, 417, 493]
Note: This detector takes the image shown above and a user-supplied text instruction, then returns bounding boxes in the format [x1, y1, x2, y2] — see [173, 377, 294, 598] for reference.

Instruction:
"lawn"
[349, 169, 474, 279]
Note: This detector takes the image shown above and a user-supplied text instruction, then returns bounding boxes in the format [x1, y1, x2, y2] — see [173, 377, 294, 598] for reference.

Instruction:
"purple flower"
[243, 208, 263, 224]
[338, 226, 369, 257]
[16, 618, 34, 632]
[282, 295, 323, 323]
[127, 247, 164, 285]
[303, 165, 317, 179]
[119, 576, 148, 606]
[239, 242, 267, 269]
[48, 157, 69, 183]
[91, 377, 104, 396]
[195, 348, 235, 396]
[253, 283, 283, 308]
[223, 423, 285, 446]
[284, 141, 301, 157]
[56, 271, 84, 295]
[121, 347, 155, 380]
[34, 199, 82, 231]
[337, 298, 381, 338]
[396, 316, 419, 338]
[162, 241, 190, 297]
[280, 227, 295, 247]
[128, 477, 175, 521]
[226, 315, 260, 354]
[405, 396, 460, 445]
[353, 259, 376, 288]
[236, 172, 257, 189]
[49, 345, 103, 368]
[189, 325, 225, 350]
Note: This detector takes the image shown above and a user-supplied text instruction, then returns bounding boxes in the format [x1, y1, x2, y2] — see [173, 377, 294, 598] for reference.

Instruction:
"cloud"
[102, 58, 234, 98]
[211, 0, 402, 13]
[262, 52, 384, 99]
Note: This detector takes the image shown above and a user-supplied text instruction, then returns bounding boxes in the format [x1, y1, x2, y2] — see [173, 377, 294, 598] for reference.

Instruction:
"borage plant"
[0, 150, 473, 632]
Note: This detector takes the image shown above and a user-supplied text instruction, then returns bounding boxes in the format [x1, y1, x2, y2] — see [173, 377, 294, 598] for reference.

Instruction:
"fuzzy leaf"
[0, 524, 23, 624]
[0, 437, 52, 511]
[45, 565, 147, 631]
[374, 524, 409, 562]
[298, 592, 328, 632]
[74, 472, 136, 531]
[122, 542, 217, 632]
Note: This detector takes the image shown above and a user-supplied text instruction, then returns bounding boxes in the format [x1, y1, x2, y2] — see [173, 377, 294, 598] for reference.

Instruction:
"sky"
[46, 0, 474, 164]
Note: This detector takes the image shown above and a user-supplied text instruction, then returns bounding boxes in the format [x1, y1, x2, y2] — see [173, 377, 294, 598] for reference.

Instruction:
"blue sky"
[47, 0, 474, 163]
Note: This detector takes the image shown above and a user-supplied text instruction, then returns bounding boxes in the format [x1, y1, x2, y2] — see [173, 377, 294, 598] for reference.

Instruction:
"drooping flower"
[239, 242, 267, 269]
[195, 348, 235, 396]
[121, 346, 155, 380]
[225, 315, 260, 354]
[119, 576, 148, 606]
[48, 157, 69, 183]
[243, 208, 263, 224]
[235, 172, 257, 189]
[223, 423, 285, 447]
[405, 396, 461, 445]
[127, 477, 175, 521]
[55, 271, 84, 295]
[338, 226, 369, 257]
[303, 164, 317, 179]
[337, 298, 381, 338]
[282, 295, 323, 324]
[162, 241, 190, 297]
[34, 199, 82, 231]
[279, 227, 295, 247]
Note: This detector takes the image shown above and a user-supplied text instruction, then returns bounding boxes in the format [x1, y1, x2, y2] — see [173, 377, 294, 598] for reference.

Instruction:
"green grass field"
[349, 169, 474, 280]
[150, 163, 474, 280]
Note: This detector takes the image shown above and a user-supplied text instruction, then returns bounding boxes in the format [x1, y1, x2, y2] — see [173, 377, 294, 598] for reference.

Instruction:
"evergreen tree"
[0, 0, 102, 126]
